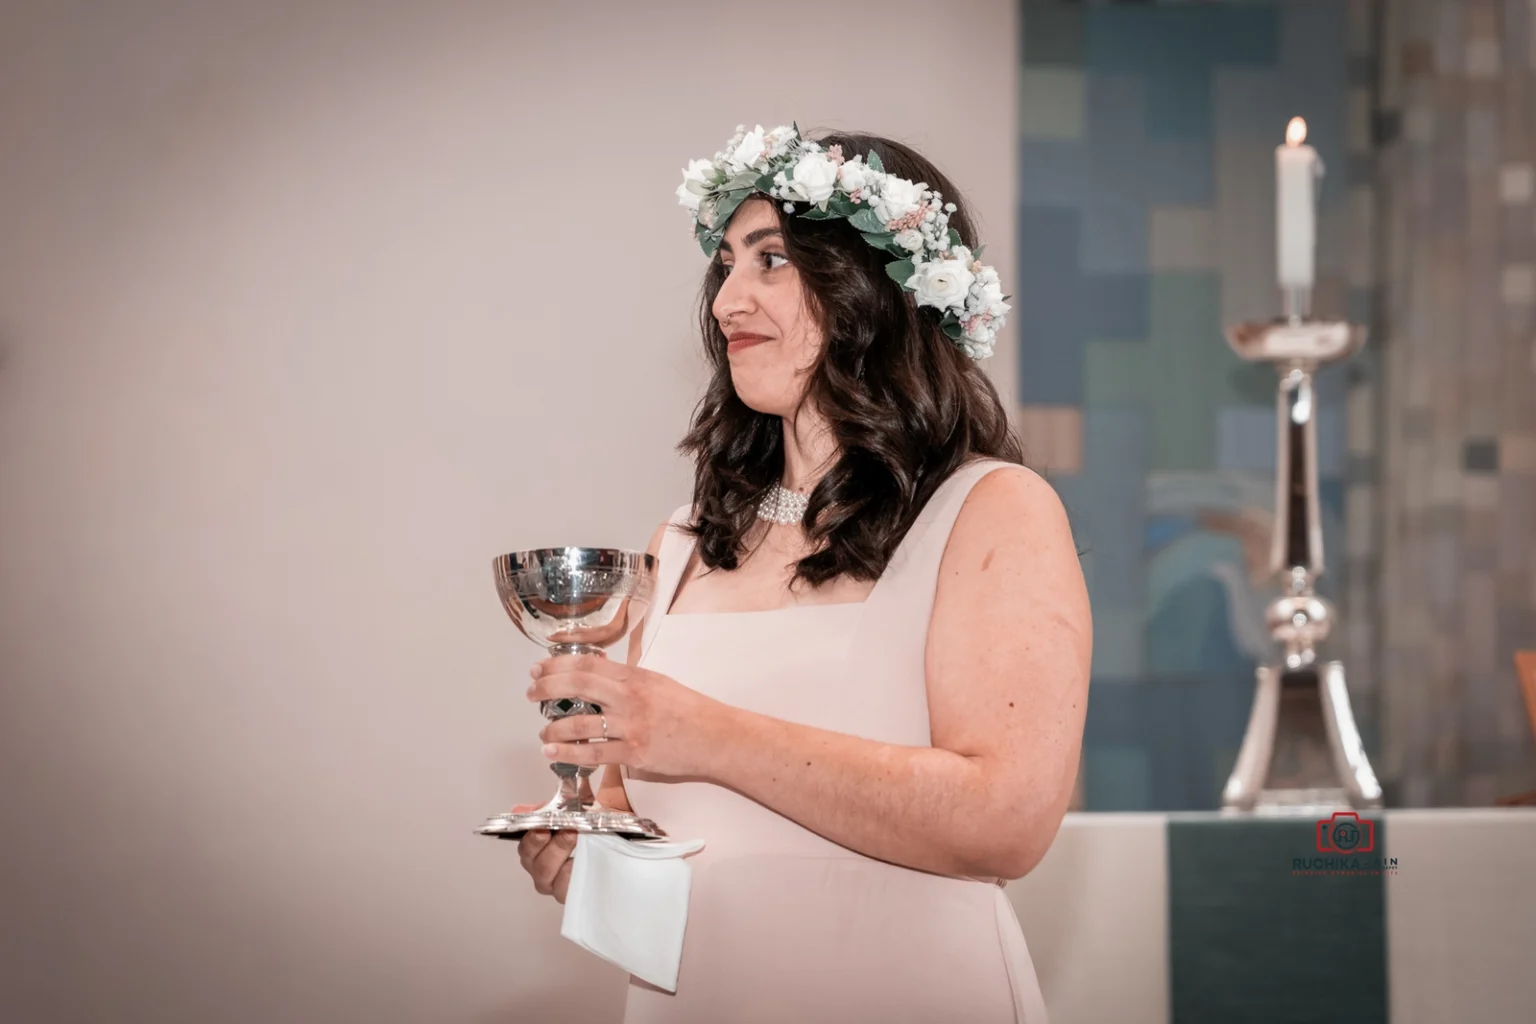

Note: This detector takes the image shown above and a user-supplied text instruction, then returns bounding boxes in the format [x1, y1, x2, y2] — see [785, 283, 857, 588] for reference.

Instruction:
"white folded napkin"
[559, 833, 706, 992]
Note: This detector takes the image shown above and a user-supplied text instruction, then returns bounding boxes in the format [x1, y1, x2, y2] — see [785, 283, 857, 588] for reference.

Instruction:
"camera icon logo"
[1316, 810, 1375, 854]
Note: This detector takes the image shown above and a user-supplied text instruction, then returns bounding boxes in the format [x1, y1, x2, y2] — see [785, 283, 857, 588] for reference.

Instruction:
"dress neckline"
[661, 528, 877, 619]
[653, 458, 1004, 627]
[663, 600, 868, 620]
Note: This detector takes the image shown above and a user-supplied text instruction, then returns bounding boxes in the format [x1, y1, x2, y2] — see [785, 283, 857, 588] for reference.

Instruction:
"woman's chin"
[730, 384, 794, 418]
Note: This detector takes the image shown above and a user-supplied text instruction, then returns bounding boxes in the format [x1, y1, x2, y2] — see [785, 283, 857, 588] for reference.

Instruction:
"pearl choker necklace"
[756, 483, 810, 525]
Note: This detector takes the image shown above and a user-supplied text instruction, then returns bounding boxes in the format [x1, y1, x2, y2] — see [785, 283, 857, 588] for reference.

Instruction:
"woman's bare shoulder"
[939, 463, 1081, 595]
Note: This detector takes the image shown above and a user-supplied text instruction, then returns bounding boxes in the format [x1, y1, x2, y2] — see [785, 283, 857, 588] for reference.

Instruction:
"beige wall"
[0, 1, 1018, 1020]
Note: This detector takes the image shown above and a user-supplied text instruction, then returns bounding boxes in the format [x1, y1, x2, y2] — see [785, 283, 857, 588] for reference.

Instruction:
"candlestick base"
[1222, 662, 1382, 813]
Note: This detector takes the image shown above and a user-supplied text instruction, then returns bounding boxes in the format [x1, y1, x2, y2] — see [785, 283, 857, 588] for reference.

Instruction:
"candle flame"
[1286, 117, 1308, 146]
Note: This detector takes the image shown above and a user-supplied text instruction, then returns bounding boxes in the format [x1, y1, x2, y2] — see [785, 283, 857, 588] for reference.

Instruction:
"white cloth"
[559, 833, 706, 992]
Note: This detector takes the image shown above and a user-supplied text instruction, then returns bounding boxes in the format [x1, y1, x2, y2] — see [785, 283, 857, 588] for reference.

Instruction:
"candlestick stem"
[1282, 286, 1311, 325]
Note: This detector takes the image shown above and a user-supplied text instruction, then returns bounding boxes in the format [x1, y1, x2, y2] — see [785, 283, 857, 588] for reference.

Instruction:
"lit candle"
[1275, 116, 1322, 292]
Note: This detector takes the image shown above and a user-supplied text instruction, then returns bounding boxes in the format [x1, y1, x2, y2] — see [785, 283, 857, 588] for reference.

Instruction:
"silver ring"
[600, 714, 609, 741]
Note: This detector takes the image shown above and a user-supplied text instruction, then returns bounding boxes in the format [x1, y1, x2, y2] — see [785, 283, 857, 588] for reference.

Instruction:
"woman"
[516, 125, 1091, 1022]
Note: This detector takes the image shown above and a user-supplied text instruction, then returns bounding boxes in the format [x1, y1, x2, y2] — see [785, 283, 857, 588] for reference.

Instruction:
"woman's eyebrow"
[718, 227, 784, 254]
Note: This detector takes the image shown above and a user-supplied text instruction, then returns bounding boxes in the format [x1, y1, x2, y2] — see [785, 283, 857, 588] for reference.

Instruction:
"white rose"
[790, 152, 839, 203]
[728, 124, 767, 171]
[676, 158, 714, 212]
[904, 258, 975, 311]
[838, 156, 876, 195]
[676, 180, 701, 212]
[873, 176, 927, 224]
[894, 229, 925, 253]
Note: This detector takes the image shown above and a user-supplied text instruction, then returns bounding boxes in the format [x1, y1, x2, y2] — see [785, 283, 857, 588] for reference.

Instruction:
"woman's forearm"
[701, 701, 1046, 879]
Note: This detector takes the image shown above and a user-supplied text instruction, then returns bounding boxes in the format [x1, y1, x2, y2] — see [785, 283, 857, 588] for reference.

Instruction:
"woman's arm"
[702, 467, 1090, 880]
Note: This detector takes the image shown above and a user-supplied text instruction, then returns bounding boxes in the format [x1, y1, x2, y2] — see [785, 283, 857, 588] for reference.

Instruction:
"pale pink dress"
[620, 458, 1049, 1023]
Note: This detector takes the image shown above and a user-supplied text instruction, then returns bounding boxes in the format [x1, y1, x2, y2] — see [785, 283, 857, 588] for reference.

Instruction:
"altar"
[1007, 808, 1536, 1024]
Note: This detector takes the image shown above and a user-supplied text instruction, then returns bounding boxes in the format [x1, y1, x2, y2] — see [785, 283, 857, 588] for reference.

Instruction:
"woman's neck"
[780, 404, 837, 493]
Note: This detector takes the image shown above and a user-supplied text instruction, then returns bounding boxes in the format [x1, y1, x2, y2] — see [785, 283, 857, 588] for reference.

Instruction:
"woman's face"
[711, 197, 825, 417]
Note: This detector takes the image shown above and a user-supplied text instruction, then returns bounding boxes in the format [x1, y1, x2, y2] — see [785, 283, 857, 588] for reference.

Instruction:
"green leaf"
[973, 244, 986, 260]
[755, 173, 778, 192]
[860, 231, 896, 249]
[947, 228, 962, 251]
[941, 319, 963, 341]
[712, 190, 749, 230]
[866, 149, 884, 173]
[828, 194, 859, 217]
[799, 206, 832, 220]
[849, 207, 887, 233]
[885, 258, 916, 288]
[724, 170, 761, 191]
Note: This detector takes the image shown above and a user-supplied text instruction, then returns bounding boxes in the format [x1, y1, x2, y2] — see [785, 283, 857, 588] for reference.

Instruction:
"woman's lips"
[727, 334, 772, 353]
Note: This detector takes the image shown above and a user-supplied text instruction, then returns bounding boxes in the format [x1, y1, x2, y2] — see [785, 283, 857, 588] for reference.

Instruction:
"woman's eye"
[720, 253, 788, 274]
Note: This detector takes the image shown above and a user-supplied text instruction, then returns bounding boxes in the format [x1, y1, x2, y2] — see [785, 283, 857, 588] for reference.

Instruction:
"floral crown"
[676, 123, 1009, 360]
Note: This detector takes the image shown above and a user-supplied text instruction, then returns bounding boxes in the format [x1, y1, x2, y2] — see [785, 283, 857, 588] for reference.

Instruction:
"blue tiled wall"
[1018, 1, 1364, 810]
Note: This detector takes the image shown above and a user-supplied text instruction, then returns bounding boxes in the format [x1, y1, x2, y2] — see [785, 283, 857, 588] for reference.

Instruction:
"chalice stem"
[550, 759, 597, 813]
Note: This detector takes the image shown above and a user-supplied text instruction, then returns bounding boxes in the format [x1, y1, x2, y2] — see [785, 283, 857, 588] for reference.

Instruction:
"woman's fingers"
[529, 665, 624, 707]
[552, 857, 575, 904]
[518, 828, 551, 869]
[540, 740, 621, 767]
[539, 714, 615, 744]
[530, 830, 577, 895]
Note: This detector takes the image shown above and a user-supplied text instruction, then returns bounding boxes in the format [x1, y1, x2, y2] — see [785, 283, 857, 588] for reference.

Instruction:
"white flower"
[979, 277, 1004, 308]
[789, 151, 840, 203]
[960, 336, 995, 360]
[727, 124, 767, 171]
[675, 158, 714, 212]
[763, 124, 798, 161]
[905, 257, 976, 311]
[837, 155, 877, 195]
[873, 176, 927, 225]
[894, 229, 925, 252]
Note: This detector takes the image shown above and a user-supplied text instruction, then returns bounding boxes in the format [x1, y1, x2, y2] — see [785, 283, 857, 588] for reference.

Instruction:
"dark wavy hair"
[677, 130, 1026, 590]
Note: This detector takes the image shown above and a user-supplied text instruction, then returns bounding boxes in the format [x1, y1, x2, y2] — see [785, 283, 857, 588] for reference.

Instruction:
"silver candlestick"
[1220, 288, 1383, 814]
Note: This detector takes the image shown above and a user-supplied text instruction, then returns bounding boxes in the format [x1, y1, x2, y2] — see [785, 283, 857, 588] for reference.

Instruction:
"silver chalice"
[476, 546, 667, 841]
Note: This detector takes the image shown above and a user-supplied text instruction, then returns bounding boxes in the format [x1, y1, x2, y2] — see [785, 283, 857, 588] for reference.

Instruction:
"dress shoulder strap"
[635, 502, 695, 664]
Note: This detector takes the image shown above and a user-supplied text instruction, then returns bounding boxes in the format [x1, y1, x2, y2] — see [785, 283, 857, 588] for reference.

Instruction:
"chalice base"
[476, 773, 667, 841]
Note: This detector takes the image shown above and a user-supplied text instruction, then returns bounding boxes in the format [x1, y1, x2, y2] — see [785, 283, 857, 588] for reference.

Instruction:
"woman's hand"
[512, 804, 577, 904]
[529, 654, 725, 778]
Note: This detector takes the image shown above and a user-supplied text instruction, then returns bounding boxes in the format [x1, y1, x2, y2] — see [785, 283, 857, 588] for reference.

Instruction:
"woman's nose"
[713, 275, 750, 325]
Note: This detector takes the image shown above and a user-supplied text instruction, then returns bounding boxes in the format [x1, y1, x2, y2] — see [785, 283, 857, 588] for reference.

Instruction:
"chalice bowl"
[476, 547, 667, 841]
